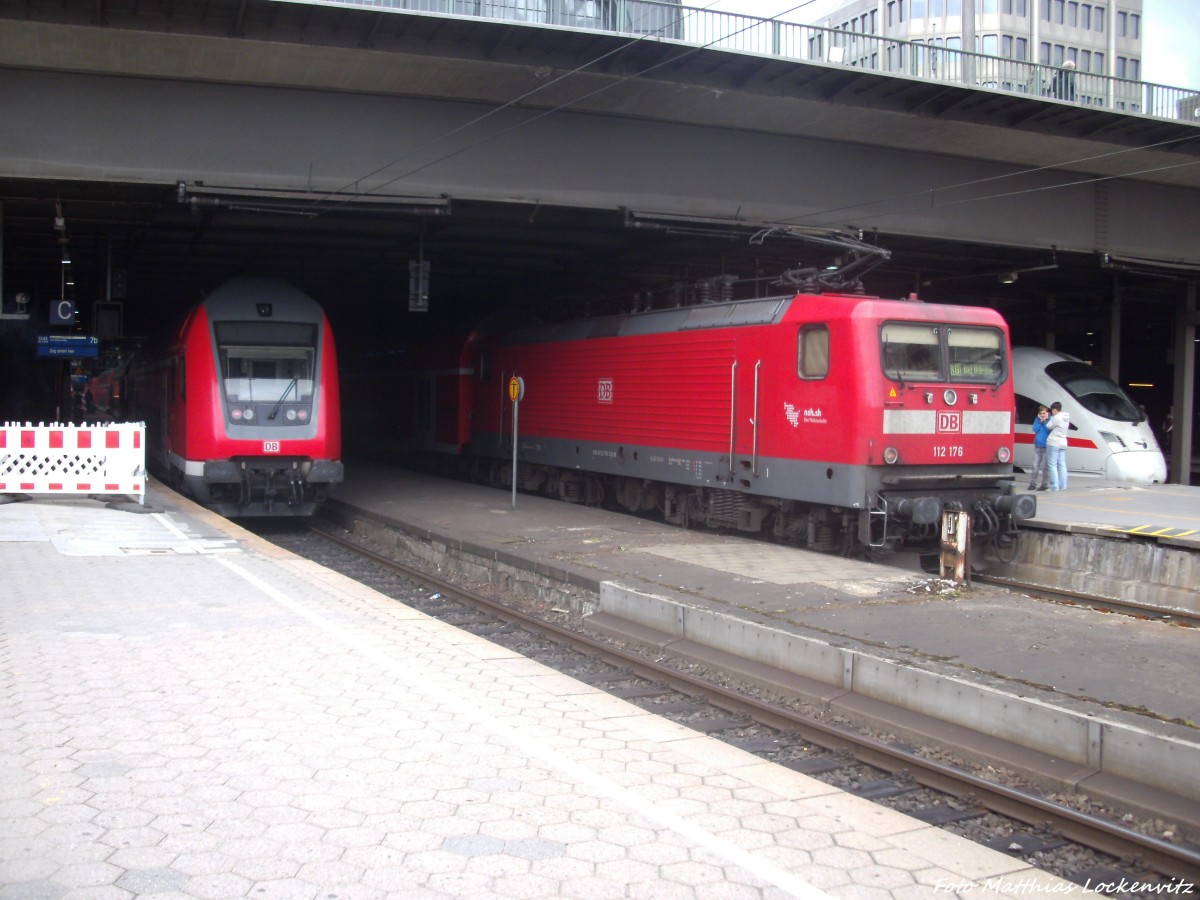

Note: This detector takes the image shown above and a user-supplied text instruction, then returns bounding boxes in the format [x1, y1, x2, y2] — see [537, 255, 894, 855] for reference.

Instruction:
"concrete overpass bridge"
[1, 0, 1198, 470]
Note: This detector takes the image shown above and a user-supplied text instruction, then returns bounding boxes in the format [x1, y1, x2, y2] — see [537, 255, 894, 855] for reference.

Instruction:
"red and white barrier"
[0, 422, 146, 504]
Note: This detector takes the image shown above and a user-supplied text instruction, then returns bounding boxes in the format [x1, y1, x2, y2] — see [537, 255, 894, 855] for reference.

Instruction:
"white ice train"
[1012, 346, 1166, 484]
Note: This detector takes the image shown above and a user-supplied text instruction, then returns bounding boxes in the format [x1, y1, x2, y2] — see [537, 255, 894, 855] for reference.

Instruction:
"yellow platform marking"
[1099, 525, 1197, 538]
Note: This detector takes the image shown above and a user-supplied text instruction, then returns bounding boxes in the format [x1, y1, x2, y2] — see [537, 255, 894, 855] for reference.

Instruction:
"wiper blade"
[268, 377, 298, 420]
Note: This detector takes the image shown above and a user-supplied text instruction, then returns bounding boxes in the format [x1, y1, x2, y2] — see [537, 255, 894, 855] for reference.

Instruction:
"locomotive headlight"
[231, 408, 243, 421]
[286, 409, 297, 421]
[243, 408, 255, 421]
[883, 446, 900, 465]
[298, 409, 309, 421]
[997, 446, 1011, 463]
[1099, 431, 1127, 452]
[943, 389, 958, 406]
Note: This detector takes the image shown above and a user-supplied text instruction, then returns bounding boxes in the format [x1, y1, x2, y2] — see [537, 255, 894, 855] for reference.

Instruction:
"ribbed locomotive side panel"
[501, 330, 737, 451]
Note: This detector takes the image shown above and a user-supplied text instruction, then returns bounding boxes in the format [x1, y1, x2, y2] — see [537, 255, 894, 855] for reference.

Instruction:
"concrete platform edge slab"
[595, 581, 1200, 817]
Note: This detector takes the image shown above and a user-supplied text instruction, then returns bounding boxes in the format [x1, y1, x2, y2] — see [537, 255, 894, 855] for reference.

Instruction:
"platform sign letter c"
[51, 300, 76, 325]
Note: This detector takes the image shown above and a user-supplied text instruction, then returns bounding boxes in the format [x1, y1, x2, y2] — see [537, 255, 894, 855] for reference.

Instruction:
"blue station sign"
[37, 335, 99, 358]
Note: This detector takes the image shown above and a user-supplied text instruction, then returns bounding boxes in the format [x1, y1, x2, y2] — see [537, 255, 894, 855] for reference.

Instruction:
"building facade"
[815, 0, 1144, 102]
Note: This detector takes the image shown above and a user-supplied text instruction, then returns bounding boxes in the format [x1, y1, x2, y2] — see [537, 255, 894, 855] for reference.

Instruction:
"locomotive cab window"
[880, 323, 941, 381]
[214, 321, 317, 406]
[880, 323, 1005, 384]
[798, 325, 830, 379]
[1046, 360, 1141, 422]
[947, 326, 1004, 383]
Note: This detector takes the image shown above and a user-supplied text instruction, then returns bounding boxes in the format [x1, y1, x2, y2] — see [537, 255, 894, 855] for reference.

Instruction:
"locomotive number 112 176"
[932, 445, 965, 458]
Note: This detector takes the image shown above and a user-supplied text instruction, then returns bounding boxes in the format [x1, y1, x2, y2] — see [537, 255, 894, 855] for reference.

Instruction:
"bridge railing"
[307, 0, 1199, 124]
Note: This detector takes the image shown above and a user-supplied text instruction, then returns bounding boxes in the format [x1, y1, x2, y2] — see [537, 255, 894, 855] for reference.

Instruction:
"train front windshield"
[880, 324, 1004, 383]
[215, 321, 317, 406]
[1046, 361, 1142, 422]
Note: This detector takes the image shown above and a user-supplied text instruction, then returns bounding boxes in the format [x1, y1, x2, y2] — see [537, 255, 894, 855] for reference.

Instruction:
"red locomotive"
[405, 290, 1035, 552]
[125, 277, 343, 516]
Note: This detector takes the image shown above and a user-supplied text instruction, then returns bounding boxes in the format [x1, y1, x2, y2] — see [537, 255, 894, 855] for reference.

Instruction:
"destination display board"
[36, 335, 99, 358]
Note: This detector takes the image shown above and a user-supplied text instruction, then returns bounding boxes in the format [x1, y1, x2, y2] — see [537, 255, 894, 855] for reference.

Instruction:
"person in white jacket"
[1046, 401, 1071, 491]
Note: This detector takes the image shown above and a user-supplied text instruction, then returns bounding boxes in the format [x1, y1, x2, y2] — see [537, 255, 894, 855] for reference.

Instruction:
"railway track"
[975, 573, 1200, 628]
[250, 518, 1200, 893]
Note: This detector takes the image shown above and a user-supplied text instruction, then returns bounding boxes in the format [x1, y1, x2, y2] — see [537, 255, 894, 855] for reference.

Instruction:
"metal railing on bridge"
[305, 0, 1199, 124]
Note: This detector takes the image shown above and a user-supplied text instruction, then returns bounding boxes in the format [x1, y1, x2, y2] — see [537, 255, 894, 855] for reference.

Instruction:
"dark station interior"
[0, 175, 1190, 456]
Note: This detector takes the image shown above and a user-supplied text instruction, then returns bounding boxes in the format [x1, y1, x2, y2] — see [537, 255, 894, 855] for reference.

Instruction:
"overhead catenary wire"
[299, 0, 1199, 236]
[781, 133, 1200, 227]
[302, 0, 830, 217]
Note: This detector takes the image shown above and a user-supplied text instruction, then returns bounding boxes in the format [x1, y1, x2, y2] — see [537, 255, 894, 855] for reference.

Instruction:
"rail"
[308, 520, 1200, 881]
[300, 0, 1200, 124]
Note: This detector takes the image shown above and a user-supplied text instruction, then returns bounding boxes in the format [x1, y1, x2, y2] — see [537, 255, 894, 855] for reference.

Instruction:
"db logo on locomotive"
[937, 411, 962, 433]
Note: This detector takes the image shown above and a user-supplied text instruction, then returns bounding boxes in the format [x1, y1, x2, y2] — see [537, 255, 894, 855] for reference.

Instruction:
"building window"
[1116, 10, 1126, 36]
[979, 0, 997, 13]
[887, 1, 895, 27]
[1080, 49, 1091, 71]
[1053, 0, 1064, 24]
[1053, 43, 1065, 65]
[1093, 50, 1103, 71]
[913, 0, 925, 18]
[1128, 58, 1139, 79]
[1016, 37, 1027, 59]
[1040, 41, 1051, 64]
[1042, 1, 1051, 20]
[929, 0, 943, 16]
[1094, 5, 1104, 31]
[1067, 1, 1077, 26]
[1002, 34, 1013, 56]
[1116, 56, 1126, 78]
[1015, 0, 1026, 14]
[1080, 4, 1090, 28]
[1129, 13, 1139, 38]
[948, 0, 961, 13]
[981, 33, 998, 54]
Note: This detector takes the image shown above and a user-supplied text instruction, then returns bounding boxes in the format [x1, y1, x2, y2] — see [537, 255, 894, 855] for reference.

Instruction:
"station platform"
[324, 462, 1200, 830]
[1024, 478, 1200, 544]
[0, 486, 1083, 898]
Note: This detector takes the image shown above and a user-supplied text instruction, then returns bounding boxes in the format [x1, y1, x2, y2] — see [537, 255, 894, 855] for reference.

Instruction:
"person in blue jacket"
[1030, 405, 1051, 491]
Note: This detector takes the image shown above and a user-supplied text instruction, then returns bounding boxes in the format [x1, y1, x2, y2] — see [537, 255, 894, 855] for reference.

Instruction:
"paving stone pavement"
[0, 495, 1080, 898]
